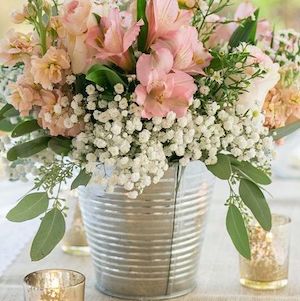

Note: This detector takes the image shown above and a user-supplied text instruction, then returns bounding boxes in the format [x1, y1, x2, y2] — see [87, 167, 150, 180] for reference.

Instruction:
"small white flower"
[86, 84, 96, 95]
[64, 118, 73, 129]
[60, 96, 69, 107]
[54, 104, 62, 116]
[199, 85, 210, 95]
[44, 113, 52, 123]
[87, 101, 96, 111]
[114, 83, 125, 94]
[66, 75, 76, 85]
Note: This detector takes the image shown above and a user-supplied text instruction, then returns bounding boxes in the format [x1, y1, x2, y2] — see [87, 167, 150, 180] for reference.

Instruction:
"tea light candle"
[23, 269, 85, 301]
[240, 214, 291, 290]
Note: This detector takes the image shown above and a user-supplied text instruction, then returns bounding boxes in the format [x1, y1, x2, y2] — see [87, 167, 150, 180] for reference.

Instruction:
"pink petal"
[136, 47, 173, 86]
[123, 19, 144, 51]
[234, 2, 255, 20]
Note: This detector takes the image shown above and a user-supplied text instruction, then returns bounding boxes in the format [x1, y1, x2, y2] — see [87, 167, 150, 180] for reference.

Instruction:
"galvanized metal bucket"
[79, 161, 215, 300]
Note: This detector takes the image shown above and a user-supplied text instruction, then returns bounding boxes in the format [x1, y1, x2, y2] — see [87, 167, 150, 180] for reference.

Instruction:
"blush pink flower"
[86, 9, 143, 72]
[0, 30, 36, 66]
[38, 90, 84, 137]
[154, 26, 211, 75]
[61, 0, 92, 36]
[31, 47, 71, 90]
[237, 45, 280, 113]
[9, 73, 42, 117]
[146, 0, 192, 47]
[135, 48, 197, 118]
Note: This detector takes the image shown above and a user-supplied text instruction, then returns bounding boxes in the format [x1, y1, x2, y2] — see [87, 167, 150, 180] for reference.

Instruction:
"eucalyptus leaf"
[71, 169, 92, 190]
[7, 136, 51, 161]
[48, 137, 72, 156]
[30, 208, 66, 261]
[11, 120, 41, 138]
[207, 154, 232, 180]
[226, 205, 251, 259]
[6, 192, 49, 222]
[137, 0, 148, 52]
[239, 179, 272, 231]
[270, 121, 300, 141]
[3, 107, 19, 118]
[86, 64, 126, 89]
[229, 9, 259, 47]
[0, 119, 15, 132]
[0, 103, 14, 120]
[232, 161, 271, 185]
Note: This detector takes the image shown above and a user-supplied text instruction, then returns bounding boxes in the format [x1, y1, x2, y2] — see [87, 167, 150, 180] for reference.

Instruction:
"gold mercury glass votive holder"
[23, 269, 85, 301]
[240, 214, 291, 290]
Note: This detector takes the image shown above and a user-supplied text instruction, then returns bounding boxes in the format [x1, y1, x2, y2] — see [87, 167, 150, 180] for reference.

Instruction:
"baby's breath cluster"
[70, 78, 273, 198]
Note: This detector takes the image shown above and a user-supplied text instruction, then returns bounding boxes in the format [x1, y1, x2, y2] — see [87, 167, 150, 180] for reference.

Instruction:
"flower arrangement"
[0, 0, 299, 261]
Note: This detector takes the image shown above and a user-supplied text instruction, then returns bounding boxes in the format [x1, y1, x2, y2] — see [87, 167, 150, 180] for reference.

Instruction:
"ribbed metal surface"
[79, 161, 215, 300]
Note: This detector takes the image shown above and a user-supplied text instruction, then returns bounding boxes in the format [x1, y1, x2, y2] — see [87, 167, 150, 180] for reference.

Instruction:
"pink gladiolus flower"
[154, 26, 211, 75]
[146, 0, 192, 47]
[86, 9, 143, 72]
[135, 48, 197, 118]
[31, 47, 71, 90]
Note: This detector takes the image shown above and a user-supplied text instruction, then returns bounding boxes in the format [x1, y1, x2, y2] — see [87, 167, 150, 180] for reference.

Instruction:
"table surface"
[1, 179, 300, 301]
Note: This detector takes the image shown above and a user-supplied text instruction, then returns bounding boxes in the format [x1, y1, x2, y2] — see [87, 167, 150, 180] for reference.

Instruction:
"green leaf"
[11, 120, 41, 138]
[207, 154, 232, 180]
[86, 64, 126, 89]
[48, 137, 72, 156]
[7, 136, 51, 161]
[0, 103, 14, 120]
[6, 192, 49, 222]
[226, 205, 251, 259]
[71, 169, 92, 190]
[0, 119, 15, 132]
[137, 0, 148, 52]
[3, 107, 19, 118]
[229, 9, 259, 47]
[270, 121, 300, 141]
[30, 208, 66, 261]
[239, 179, 272, 231]
[232, 161, 271, 185]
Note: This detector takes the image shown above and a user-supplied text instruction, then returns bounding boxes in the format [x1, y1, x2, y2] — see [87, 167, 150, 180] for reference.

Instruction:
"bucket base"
[95, 283, 197, 301]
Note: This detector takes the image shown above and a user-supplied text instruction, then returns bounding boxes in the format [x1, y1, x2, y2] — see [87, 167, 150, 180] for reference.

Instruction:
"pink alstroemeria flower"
[146, 0, 192, 47]
[135, 48, 197, 119]
[86, 9, 143, 72]
[154, 26, 212, 75]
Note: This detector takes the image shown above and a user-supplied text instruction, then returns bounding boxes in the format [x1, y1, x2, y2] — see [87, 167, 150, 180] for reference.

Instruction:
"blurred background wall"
[0, 0, 299, 36]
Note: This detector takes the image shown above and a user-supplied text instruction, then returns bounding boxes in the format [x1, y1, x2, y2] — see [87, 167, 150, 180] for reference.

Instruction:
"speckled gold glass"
[240, 214, 291, 290]
[23, 269, 85, 301]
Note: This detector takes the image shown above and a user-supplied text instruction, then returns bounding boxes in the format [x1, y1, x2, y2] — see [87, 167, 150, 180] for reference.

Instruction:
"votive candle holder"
[240, 214, 291, 290]
[23, 269, 85, 301]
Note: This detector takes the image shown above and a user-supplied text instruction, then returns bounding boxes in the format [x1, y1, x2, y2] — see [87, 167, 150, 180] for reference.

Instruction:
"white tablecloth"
[0, 178, 300, 300]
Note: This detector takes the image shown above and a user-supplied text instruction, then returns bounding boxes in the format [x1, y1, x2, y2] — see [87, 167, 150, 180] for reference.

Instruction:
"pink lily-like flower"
[86, 9, 143, 72]
[135, 48, 197, 119]
[153, 26, 212, 75]
[146, 0, 192, 48]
